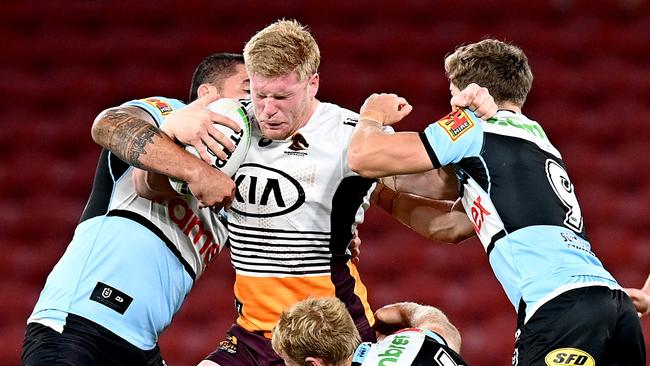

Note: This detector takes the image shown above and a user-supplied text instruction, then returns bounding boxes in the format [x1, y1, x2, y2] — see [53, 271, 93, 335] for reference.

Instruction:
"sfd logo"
[545, 348, 594, 366]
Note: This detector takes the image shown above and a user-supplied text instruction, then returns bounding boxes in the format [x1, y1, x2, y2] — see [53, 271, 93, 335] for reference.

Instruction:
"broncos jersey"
[352, 328, 468, 366]
[226, 100, 377, 339]
[28, 97, 228, 350]
[420, 109, 618, 320]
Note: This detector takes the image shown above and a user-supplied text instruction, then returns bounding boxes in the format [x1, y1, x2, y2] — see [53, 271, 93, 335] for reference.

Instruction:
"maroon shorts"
[204, 324, 284, 366]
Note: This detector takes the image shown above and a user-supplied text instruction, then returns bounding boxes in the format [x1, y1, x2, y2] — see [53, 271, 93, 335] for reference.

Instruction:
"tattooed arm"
[91, 105, 235, 207]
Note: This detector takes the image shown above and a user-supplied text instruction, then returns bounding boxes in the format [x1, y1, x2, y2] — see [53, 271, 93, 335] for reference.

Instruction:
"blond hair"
[444, 38, 533, 107]
[272, 297, 360, 366]
[244, 19, 320, 81]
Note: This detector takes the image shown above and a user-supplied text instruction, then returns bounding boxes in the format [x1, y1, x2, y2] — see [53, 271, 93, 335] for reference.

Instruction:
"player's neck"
[300, 98, 320, 128]
[497, 101, 522, 114]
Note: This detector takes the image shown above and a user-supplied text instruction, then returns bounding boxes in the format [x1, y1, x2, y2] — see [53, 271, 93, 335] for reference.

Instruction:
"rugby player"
[22, 53, 248, 366]
[271, 297, 469, 366]
[347, 39, 646, 365]
[187, 21, 496, 366]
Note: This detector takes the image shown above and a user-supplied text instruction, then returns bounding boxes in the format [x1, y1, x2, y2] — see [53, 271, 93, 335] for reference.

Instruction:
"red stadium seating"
[4, 1, 649, 365]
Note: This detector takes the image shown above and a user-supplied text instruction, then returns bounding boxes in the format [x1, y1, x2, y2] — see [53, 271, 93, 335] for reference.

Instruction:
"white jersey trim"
[483, 111, 562, 159]
[27, 318, 64, 333]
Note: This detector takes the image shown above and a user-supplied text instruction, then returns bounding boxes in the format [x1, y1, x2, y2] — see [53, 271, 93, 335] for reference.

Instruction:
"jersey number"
[545, 159, 583, 232]
[434, 348, 461, 366]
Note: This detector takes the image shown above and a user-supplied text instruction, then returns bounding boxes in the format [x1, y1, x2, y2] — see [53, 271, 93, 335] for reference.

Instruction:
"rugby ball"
[170, 98, 251, 195]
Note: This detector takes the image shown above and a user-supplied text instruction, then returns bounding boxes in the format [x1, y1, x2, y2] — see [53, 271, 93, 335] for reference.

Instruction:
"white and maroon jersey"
[419, 109, 618, 320]
[226, 100, 377, 340]
[28, 97, 228, 350]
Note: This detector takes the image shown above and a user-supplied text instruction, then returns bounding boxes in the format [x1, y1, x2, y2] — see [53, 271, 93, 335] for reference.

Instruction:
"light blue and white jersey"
[419, 109, 618, 321]
[28, 97, 229, 349]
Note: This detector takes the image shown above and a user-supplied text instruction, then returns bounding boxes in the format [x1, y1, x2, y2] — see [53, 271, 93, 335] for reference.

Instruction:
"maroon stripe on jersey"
[330, 259, 375, 342]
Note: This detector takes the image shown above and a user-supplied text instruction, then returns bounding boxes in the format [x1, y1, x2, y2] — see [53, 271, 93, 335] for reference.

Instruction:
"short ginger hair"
[244, 19, 320, 81]
[272, 297, 360, 366]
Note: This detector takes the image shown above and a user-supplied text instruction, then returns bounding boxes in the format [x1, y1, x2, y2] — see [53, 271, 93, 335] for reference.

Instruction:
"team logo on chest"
[461, 180, 504, 252]
[231, 163, 306, 217]
[167, 197, 221, 266]
[437, 109, 476, 141]
[470, 196, 491, 232]
[288, 133, 309, 151]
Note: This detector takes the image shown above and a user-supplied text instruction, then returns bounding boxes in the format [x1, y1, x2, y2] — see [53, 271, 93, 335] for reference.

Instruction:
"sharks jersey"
[226, 101, 376, 339]
[420, 109, 618, 320]
[28, 97, 228, 350]
[352, 328, 467, 366]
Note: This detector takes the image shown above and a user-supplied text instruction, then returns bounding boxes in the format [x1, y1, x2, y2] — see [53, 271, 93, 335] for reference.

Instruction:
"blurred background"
[2, 1, 649, 365]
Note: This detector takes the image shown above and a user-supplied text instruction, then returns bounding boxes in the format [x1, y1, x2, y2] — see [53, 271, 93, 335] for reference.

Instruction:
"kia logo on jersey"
[231, 163, 305, 217]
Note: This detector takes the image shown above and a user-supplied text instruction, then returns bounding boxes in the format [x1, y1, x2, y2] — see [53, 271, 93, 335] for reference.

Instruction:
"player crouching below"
[272, 297, 469, 366]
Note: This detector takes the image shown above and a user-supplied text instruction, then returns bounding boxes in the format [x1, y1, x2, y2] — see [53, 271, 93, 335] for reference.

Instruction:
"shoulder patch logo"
[437, 109, 476, 141]
[142, 98, 173, 116]
[544, 348, 594, 366]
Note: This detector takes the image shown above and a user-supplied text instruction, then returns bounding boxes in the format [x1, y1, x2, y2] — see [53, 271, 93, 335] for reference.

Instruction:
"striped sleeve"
[121, 97, 186, 127]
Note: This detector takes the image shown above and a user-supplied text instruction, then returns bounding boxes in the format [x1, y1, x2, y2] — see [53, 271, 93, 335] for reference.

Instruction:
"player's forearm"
[348, 121, 392, 177]
[384, 302, 461, 351]
[92, 107, 207, 182]
[349, 122, 430, 177]
[396, 195, 473, 243]
[387, 167, 459, 200]
[409, 304, 462, 353]
[92, 107, 165, 169]
[374, 184, 473, 243]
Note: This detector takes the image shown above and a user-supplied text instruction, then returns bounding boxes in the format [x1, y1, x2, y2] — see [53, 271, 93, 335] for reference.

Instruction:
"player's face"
[220, 64, 250, 99]
[250, 71, 319, 140]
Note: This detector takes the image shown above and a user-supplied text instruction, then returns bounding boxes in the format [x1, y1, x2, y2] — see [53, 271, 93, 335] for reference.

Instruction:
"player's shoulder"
[118, 96, 185, 126]
[122, 96, 185, 115]
[318, 101, 359, 125]
[485, 110, 561, 158]
[308, 102, 360, 141]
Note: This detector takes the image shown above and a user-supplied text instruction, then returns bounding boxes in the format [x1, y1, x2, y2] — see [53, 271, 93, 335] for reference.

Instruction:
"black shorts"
[21, 314, 165, 366]
[513, 286, 646, 366]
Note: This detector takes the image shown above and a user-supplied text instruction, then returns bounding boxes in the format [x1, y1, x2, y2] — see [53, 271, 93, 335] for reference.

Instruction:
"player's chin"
[261, 125, 289, 140]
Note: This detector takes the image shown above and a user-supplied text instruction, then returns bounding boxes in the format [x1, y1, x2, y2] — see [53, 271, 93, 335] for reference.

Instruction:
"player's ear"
[305, 356, 326, 366]
[307, 73, 319, 99]
[198, 84, 217, 99]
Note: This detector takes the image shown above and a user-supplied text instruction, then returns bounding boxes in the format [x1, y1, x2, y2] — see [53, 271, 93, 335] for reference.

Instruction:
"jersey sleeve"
[419, 108, 484, 168]
[121, 97, 186, 127]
